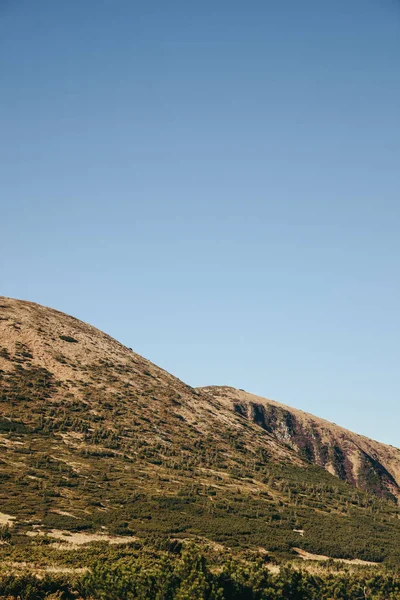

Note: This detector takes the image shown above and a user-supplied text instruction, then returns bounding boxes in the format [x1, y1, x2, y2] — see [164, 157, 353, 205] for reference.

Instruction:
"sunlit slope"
[1, 297, 400, 564]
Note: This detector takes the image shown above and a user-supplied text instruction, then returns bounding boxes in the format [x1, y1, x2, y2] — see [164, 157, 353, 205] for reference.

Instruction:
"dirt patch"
[0, 436, 24, 448]
[0, 561, 88, 576]
[27, 528, 138, 545]
[0, 512, 16, 527]
[293, 548, 378, 566]
[50, 510, 79, 519]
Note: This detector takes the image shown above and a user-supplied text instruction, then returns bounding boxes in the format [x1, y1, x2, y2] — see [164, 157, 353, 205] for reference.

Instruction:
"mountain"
[1, 297, 400, 565]
[201, 387, 400, 502]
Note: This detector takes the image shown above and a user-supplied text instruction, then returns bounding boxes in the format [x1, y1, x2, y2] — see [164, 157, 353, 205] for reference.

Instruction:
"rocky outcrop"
[201, 386, 400, 502]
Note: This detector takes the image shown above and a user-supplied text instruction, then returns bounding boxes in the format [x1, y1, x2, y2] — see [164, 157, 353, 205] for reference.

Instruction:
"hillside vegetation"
[1, 542, 400, 600]
[1, 297, 400, 597]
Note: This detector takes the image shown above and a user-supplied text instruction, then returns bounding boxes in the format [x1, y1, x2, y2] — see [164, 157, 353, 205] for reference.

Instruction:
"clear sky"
[2, 1, 400, 446]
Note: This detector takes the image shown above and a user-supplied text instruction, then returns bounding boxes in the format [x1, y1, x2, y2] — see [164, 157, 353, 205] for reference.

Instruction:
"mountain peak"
[1, 297, 400, 564]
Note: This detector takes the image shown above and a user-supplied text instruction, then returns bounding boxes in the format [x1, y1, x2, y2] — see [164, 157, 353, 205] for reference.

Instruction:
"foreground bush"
[1, 547, 400, 599]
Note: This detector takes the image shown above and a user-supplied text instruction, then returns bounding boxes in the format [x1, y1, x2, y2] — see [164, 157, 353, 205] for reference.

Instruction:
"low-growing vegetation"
[1, 542, 400, 600]
[1, 298, 400, 597]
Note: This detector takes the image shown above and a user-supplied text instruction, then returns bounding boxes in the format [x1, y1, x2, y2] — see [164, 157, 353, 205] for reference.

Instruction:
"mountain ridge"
[1, 297, 400, 564]
[201, 386, 400, 501]
[202, 384, 397, 449]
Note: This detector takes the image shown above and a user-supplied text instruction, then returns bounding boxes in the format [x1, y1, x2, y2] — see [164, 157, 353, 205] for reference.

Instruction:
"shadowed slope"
[200, 386, 400, 501]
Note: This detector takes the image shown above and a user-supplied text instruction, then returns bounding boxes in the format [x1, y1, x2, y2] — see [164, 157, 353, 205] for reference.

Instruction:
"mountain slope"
[1, 297, 400, 564]
[200, 386, 400, 502]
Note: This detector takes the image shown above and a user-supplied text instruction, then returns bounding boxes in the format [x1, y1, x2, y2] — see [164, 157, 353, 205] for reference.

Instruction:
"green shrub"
[59, 335, 78, 343]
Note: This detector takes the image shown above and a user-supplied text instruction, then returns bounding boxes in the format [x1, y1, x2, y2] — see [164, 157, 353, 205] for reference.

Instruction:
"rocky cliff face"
[201, 387, 400, 502]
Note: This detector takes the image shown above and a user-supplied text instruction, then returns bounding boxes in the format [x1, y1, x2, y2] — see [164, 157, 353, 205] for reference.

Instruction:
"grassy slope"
[1, 297, 400, 566]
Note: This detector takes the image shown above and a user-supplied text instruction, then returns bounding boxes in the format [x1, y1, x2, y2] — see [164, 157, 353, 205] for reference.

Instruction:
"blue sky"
[2, 0, 400, 446]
